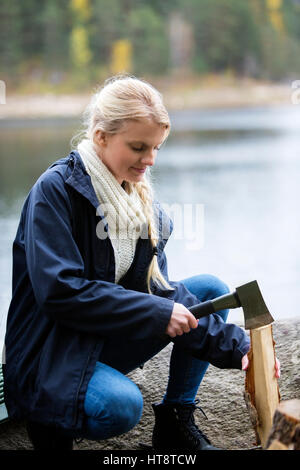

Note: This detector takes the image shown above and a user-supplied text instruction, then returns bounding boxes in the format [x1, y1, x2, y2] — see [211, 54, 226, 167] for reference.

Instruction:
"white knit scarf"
[78, 139, 148, 283]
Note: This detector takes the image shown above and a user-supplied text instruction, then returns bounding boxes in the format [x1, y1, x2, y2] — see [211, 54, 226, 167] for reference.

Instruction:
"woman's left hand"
[242, 354, 281, 378]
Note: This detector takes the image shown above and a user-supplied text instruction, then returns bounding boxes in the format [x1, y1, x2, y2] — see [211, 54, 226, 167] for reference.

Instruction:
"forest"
[1, 0, 300, 92]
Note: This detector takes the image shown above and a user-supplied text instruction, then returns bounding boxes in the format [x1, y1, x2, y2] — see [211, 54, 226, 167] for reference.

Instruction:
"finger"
[241, 354, 249, 371]
[182, 325, 191, 334]
[191, 317, 199, 329]
[188, 314, 198, 329]
[275, 357, 280, 375]
[175, 328, 184, 336]
[166, 327, 176, 338]
[275, 357, 281, 378]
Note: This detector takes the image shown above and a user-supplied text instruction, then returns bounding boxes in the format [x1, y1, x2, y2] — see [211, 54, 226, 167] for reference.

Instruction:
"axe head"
[236, 280, 274, 330]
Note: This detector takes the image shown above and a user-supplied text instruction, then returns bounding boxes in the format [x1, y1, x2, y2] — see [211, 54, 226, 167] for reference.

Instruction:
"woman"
[3, 75, 279, 451]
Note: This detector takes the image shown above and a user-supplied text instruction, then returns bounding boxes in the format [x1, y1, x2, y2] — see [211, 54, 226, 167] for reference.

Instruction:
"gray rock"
[0, 319, 299, 451]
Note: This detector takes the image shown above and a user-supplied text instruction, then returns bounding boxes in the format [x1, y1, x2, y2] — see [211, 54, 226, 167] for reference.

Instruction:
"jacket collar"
[65, 151, 110, 233]
[65, 150, 101, 211]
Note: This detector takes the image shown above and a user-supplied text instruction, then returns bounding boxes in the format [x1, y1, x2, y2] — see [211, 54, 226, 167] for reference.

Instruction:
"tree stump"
[265, 400, 300, 450]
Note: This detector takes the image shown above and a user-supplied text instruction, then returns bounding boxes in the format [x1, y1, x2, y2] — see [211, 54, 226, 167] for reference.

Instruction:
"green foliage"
[129, 0, 180, 18]
[89, 0, 124, 65]
[179, 0, 261, 74]
[0, 0, 22, 77]
[1, 0, 300, 91]
[282, 0, 300, 39]
[42, 1, 71, 69]
[126, 6, 169, 75]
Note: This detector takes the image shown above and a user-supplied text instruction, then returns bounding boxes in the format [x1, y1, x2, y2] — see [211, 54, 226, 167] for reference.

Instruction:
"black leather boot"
[152, 400, 221, 451]
[26, 420, 74, 451]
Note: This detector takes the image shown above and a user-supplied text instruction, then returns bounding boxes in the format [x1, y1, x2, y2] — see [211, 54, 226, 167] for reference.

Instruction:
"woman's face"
[95, 118, 167, 184]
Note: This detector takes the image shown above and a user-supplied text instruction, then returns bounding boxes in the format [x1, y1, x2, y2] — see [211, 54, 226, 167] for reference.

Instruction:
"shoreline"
[0, 79, 294, 120]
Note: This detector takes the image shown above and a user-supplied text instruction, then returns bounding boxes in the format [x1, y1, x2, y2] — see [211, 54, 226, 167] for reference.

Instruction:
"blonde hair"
[74, 73, 174, 294]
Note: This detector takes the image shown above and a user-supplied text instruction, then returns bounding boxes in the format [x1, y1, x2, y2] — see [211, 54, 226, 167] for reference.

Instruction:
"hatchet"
[188, 280, 280, 448]
[188, 280, 273, 329]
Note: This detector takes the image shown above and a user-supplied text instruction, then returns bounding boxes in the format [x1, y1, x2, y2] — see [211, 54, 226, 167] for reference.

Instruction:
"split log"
[244, 324, 280, 448]
[265, 400, 300, 450]
[266, 439, 288, 450]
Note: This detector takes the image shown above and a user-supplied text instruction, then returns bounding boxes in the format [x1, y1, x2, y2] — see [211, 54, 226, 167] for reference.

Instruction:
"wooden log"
[244, 324, 280, 448]
[266, 439, 288, 450]
[265, 399, 300, 450]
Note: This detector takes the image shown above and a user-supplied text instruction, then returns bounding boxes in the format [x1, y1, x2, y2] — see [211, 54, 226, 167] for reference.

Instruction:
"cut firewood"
[266, 439, 288, 450]
[244, 324, 280, 448]
[265, 399, 300, 450]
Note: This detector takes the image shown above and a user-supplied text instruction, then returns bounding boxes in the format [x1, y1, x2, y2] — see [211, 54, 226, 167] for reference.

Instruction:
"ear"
[95, 129, 108, 148]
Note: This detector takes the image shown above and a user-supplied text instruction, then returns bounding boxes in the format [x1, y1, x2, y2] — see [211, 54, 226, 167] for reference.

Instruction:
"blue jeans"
[80, 274, 229, 440]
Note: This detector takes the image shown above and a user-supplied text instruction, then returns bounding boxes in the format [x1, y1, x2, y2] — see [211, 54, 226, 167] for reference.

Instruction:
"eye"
[131, 145, 161, 152]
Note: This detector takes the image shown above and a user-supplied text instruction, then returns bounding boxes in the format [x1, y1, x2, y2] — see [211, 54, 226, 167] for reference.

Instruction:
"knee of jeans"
[115, 384, 143, 434]
[84, 379, 143, 436]
[202, 274, 230, 299]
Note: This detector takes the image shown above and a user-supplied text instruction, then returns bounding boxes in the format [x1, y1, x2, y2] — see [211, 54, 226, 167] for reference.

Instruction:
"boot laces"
[75, 437, 84, 444]
[194, 398, 209, 420]
[176, 399, 211, 447]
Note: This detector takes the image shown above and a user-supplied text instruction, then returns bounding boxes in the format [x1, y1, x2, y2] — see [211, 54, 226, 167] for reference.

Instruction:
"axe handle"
[188, 301, 215, 319]
[189, 292, 241, 319]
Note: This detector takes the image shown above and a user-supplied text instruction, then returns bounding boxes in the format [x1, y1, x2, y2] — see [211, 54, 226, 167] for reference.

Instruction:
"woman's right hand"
[165, 302, 198, 338]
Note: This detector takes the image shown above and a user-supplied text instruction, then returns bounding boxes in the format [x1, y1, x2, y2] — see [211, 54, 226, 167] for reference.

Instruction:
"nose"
[141, 149, 156, 167]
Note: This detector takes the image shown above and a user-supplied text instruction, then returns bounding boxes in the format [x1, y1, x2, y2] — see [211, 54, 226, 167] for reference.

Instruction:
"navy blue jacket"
[3, 151, 250, 431]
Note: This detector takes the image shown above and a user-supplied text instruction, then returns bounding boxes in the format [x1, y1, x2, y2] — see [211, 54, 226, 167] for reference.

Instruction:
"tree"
[89, 0, 124, 68]
[42, 0, 71, 70]
[179, 0, 260, 75]
[110, 39, 132, 74]
[126, 5, 170, 75]
[0, 0, 22, 79]
[266, 0, 285, 34]
[70, 0, 92, 71]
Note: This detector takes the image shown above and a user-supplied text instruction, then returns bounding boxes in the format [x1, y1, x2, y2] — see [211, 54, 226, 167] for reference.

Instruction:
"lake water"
[1, 105, 300, 352]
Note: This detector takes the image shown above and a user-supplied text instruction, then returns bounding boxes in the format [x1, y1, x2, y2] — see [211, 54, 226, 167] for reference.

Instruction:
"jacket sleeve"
[172, 314, 250, 370]
[23, 170, 174, 340]
[157, 248, 250, 369]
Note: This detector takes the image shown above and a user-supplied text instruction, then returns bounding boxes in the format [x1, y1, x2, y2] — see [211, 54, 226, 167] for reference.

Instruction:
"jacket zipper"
[72, 347, 93, 428]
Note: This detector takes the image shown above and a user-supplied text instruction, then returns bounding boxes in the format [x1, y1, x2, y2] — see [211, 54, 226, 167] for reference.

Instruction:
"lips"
[132, 167, 146, 173]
